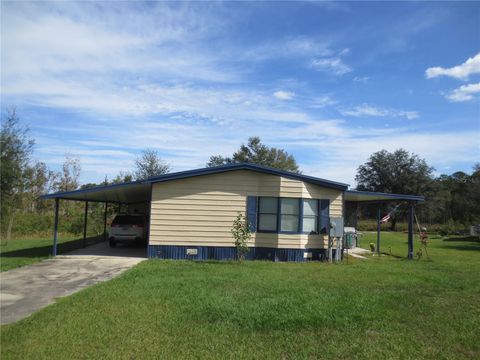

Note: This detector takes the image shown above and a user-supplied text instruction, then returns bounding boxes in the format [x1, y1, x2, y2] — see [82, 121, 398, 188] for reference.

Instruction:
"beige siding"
[150, 170, 343, 249]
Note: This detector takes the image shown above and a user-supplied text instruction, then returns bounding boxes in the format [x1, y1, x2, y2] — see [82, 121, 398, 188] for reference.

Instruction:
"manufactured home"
[42, 163, 424, 261]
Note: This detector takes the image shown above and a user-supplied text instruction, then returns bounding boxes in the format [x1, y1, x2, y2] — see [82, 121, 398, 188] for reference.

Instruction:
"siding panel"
[150, 170, 342, 249]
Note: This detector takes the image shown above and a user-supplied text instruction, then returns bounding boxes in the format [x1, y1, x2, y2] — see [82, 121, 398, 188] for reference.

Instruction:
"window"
[302, 199, 318, 234]
[280, 198, 300, 232]
[256, 197, 322, 234]
[258, 197, 278, 231]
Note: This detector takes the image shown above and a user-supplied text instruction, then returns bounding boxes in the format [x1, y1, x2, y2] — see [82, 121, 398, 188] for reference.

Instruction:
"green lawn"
[359, 230, 430, 258]
[0, 234, 103, 271]
[1, 233, 479, 359]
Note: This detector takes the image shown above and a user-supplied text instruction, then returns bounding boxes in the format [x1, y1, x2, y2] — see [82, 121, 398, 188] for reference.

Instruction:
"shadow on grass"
[380, 252, 404, 259]
[440, 236, 480, 252]
[440, 242, 480, 252]
[0, 235, 104, 259]
[443, 236, 480, 243]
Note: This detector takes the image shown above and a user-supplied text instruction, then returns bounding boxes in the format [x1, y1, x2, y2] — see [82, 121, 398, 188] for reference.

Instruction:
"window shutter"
[319, 199, 330, 234]
[246, 196, 258, 232]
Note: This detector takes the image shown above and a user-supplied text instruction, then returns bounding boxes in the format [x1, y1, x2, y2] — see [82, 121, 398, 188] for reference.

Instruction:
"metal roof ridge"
[146, 162, 350, 190]
[41, 163, 351, 199]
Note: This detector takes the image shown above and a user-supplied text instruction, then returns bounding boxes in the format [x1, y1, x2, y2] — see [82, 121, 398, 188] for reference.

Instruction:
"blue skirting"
[148, 245, 340, 262]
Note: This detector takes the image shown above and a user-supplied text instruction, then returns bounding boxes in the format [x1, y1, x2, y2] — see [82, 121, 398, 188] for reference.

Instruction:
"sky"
[1, 1, 479, 187]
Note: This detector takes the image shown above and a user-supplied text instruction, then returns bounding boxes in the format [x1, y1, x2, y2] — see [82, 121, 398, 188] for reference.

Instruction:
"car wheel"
[109, 239, 116, 248]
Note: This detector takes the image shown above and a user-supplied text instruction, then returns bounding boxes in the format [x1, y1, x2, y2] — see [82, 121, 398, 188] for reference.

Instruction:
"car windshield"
[112, 215, 144, 226]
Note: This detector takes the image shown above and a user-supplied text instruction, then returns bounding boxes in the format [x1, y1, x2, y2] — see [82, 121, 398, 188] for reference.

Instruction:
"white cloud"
[310, 57, 352, 75]
[2, 2, 477, 187]
[426, 53, 480, 80]
[30, 107, 476, 186]
[340, 104, 419, 120]
[308, 95, 337, 108]
[273, 90, 295, 100]
[1, 1, 239, 86]
[284, 38, 333, 57]
[341, 104, 387, 117]
[288, 131, 480, 185]
[353, 76, 369, 83]
[242, 37, 333, 62]
[445, 82, 480, 102]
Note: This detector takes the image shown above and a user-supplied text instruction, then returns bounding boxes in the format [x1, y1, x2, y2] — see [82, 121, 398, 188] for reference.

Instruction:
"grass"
[1, 233, 479, 359]
[0, 233, 104, 272]
[358, 231, 480, 259]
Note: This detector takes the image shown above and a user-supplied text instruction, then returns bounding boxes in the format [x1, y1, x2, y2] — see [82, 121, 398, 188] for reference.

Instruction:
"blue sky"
[2, 1, 479, 186]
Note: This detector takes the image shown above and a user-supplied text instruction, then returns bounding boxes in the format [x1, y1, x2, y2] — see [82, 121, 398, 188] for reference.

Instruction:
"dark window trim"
[256, 196, 324, 235]
[301, 199, 319, 235]
[278, 197, 301, 234]
[257, 197, 279, 232]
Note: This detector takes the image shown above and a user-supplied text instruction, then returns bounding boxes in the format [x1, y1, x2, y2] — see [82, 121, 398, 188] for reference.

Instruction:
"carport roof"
[41, 181, 151, 204]
[345, 190, 424, 202]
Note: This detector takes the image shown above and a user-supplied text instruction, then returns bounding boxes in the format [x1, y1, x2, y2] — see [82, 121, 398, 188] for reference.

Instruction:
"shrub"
[231, 212, 251, 261]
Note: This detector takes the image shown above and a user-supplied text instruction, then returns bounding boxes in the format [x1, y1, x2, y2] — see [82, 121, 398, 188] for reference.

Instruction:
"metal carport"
[344, 190, 425, 259]
[41, 181, 152, 256]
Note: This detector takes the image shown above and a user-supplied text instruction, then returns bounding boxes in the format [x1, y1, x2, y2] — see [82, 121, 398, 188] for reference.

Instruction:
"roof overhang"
[41, 182, 151, 204]
[345, 190, 424, 203]
[45, 164, 425, 204]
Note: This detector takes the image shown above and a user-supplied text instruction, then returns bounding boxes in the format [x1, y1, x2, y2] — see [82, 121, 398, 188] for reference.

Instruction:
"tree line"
[354, 149, 480, 232]
[1, 110, 479, 240]
[0, 110, 172, 242]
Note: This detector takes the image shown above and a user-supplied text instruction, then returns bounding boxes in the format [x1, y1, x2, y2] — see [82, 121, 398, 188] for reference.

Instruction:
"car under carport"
[42, 180, 152, 257]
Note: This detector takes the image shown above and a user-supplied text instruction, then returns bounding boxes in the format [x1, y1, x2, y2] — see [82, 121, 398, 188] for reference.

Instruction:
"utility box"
[329, 217, 344, 238]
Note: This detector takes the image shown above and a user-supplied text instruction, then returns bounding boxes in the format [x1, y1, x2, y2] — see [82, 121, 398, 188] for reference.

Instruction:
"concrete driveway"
[0, 242, 146, 325]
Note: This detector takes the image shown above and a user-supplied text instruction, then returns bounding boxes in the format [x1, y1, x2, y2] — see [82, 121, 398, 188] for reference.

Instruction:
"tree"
[207, 136, 300, 173]
[431, 166, 480, 226]
[54, 156, 81, 192]
[110, 171, 134, 184]
[0, 109, 35, 242]
[24, 161, 57, 212]
[134, 149, 170, 180]
[355, 149, 434, 230]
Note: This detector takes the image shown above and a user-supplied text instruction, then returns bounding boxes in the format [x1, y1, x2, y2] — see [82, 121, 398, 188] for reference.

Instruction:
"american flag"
[380, 205, 399, 223]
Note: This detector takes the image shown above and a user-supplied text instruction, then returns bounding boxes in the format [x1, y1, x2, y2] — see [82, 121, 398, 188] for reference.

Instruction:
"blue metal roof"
[40, 163, 349, 202]
[42, 163, 424, 203]
[40, 180, 151, 203]
[146, 163, 350, 190]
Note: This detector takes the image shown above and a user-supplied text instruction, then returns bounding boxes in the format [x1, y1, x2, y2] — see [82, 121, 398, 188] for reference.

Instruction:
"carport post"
[376, 206, 381, 255]
[53, 198, 59, 256]
[83, 201, 88, 248]
[407, 203, 414, 260]
[103, 202, 108, 241]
